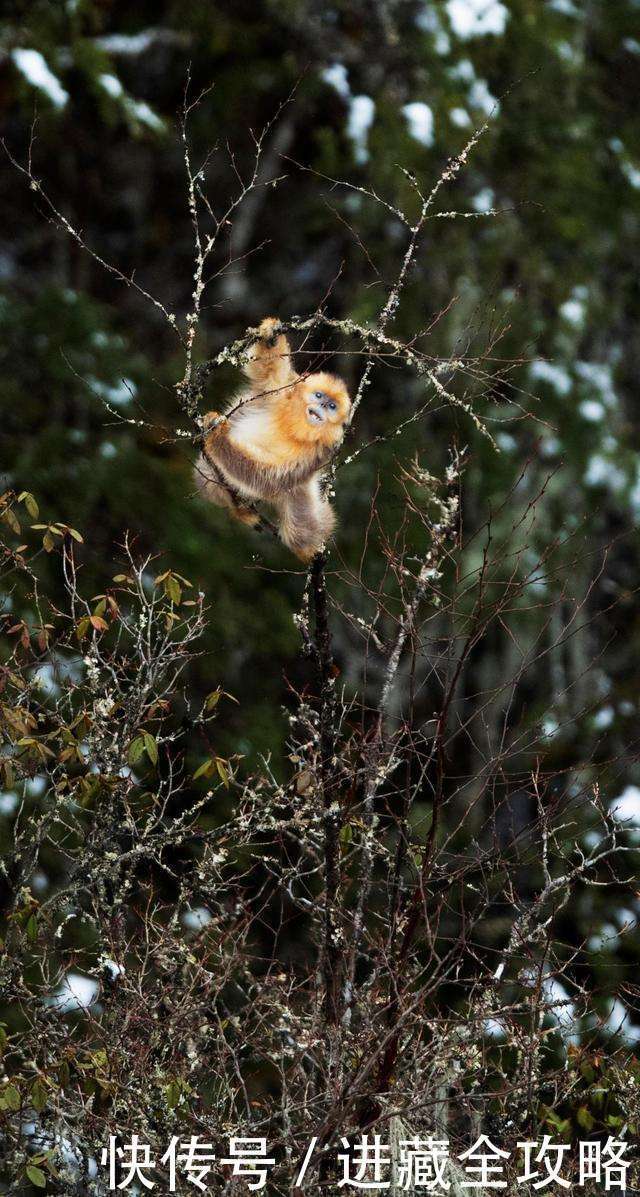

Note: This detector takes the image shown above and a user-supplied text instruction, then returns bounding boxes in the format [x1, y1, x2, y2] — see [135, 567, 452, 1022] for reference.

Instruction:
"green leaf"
[166, 575, 182, 605]
[165, 1079, 181, 1109]
[606, 1113, 624, 1129]
[143, 732, 158, 766]
[31, 1078, 47, 1113]
[128, 736, 146, 765]
[215, 758, 229, 787]
[576, 1105, 595, 1131]
[3, 1083, 20, 1111]
[18, 492, 39, 518]
[339, 824, 352, 848]
[2, 507, 20, 534]
[26, 1164, 47, 1188]
[26, 913, 38, 945]
[193, 757, 213, 780]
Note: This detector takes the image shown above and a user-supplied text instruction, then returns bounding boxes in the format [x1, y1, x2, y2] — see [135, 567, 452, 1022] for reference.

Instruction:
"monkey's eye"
[314, 391, 324, 400]
[327, 400, 337, 412]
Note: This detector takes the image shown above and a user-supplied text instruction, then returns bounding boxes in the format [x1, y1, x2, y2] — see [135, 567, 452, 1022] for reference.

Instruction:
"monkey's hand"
[257, 316, 283, 346]
[244, 317, 294, 389]
[203, 410, 228, 437]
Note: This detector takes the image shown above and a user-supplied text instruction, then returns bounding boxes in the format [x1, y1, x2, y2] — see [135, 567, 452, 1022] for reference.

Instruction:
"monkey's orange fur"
[195, 318, 351, 561]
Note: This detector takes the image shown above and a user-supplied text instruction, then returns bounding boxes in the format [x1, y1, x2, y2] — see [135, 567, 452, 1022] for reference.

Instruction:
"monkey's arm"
[244, 317, 295, 394]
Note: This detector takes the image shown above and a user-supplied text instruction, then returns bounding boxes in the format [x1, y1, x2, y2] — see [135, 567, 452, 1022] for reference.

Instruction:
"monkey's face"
[300, 373, 351, 442]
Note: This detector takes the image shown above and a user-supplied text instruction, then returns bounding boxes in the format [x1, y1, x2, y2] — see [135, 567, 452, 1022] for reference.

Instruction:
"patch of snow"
[0, 792, 19, 815]
[587, 923, 618, 952]
[100, 441, 118, 459]
[34, 663, 58, 696]
[623, 37, 640, 53]
[556, 39, 579, 63]
[584, 454, 626, 491]
[34, 654, 82, 696]
[621, 160, 640, 189]
[469, 78, 499, 115]
[539, 435, 561, 458]
[543, 976, 578, 1042]
[576, 362, 616, 407]
[611, 784, 640, 825]
[94, 32, 156, 56]
[604, 998, 640, 1043]
[183, 907, 212, 931]
[91, 377, 137, 406]
[447, 0, 508, 38]
[100, 956, 125, 978]
[11, 49, 69, 109]
[450, 106, 471, 127]
[451, 58, 476, 83]
[128, 99, 164, 131]
[31, 871, 49, 893]
[346, 95, 375, 164]
[593, 705, 614, 729]
[45, 972, 99, 1013]
[472, 186, 495, 212]
[322, 63, 350, 100]
[99, 72, 124, 99]
[560, 297, 585, 326]
[402, 102, 434, 147]
[579, 400, 604, 422]
[496, 431, 516, 451]
[630, 472, 640, 516]
[548, 0, 580, 13]
[529, 359, 572, 396]
[416, 5, 452, 52]
[484, 1017, 506, 1038]
[416, 6, 437, 30]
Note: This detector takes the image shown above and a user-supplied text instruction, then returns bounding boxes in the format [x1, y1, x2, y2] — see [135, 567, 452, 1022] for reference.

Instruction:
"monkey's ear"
[258, 316, 283, 346]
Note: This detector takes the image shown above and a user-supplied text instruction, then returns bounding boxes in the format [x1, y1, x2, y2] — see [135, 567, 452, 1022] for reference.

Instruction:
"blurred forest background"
[2, 0, 640, 1188]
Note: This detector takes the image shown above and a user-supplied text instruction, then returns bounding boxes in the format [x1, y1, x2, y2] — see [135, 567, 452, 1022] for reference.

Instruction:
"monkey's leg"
[194, 453, 260, 526]
[275, 478, 336, 562]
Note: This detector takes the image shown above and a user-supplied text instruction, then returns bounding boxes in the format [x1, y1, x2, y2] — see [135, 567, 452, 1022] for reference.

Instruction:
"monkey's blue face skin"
[306, 390, 339, 425]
